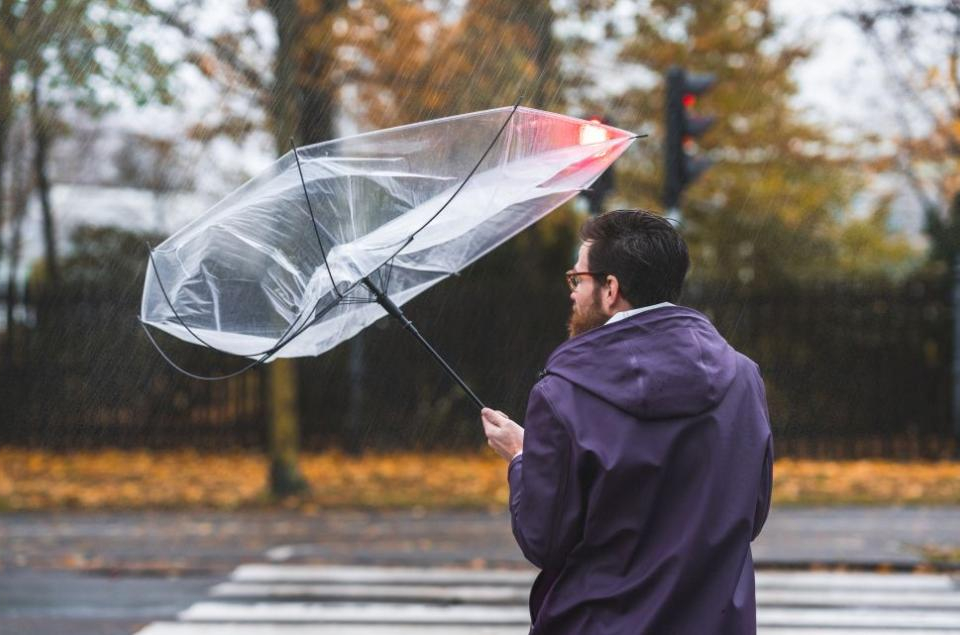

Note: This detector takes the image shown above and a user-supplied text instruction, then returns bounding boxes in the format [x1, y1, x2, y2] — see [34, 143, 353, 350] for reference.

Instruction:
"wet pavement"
[0, 510, 520, 635]
[1, 507, 959, 634]
[754, 507, 960, 570]
[0, 570, 218, 635]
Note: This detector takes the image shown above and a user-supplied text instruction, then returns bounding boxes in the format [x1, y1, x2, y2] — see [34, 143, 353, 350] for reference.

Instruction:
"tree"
[0, 0, 176, 288]
[593, 0, 888, 284]
[115, 134, 193, 231]
[149, 0, 574, 490]
[58, 224, 165, 291]
[262, 0, 346, 497]
[150, 0, 351, 147]
[346, 0, 564, 127]
[4, 116, 29, 362]
[841, 1, 960, 271]
[927, 191, 960, 270]
[148, 0, 346, 496]
[833, 198, 919, 277]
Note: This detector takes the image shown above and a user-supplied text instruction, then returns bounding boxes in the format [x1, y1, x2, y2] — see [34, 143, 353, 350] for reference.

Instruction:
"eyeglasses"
[565, 270, 607, 291]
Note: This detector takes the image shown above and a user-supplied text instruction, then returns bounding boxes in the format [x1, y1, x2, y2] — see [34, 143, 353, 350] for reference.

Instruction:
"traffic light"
[663, 66, 715, 210]
[580, 116, 615, 215]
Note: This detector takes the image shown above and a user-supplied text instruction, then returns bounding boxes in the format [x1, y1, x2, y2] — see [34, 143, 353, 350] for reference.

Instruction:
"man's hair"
[580, 209, 689, 307]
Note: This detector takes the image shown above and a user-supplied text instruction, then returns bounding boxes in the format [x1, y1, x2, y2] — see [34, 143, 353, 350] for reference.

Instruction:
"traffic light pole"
[662, 66, 715, 213]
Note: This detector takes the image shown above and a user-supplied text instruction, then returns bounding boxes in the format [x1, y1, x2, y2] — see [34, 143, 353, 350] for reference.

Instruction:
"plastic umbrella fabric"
[140, 106, 637, 401]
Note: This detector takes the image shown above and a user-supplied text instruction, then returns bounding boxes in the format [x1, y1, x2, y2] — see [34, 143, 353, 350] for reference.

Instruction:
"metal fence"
[687, 276, 954, 459]
[0, 271, 955, 458]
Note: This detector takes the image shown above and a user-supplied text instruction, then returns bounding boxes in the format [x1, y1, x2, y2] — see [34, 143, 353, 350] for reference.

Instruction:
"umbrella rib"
[289, 137, 343, 299]
[144, 99, 522, 386]
[143, 243, 309, 357]
[379, 256, 396, 295]
[141, 242, 363, 380]
[138, 320, 268, 381]
[282, 106, 514, 407]
[139, 286, 349, 381]
[393, 101, 522, 258]
[341, 104, 524, 411]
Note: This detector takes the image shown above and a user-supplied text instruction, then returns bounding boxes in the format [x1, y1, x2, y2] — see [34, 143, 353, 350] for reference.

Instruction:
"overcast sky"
[4, 0, 943, 282]
[774, 0, 890, 133]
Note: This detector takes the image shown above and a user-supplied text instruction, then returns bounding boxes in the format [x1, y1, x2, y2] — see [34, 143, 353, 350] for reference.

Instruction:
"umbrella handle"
[362, 278, 486, 412]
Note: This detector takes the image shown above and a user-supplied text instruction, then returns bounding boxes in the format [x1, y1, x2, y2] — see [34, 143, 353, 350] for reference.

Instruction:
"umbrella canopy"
[140, 107, 637, 361]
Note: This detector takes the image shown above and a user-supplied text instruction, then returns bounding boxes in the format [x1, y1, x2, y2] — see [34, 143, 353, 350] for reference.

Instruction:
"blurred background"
[0, 0, 958, 523]
[5, 1, 960, 634]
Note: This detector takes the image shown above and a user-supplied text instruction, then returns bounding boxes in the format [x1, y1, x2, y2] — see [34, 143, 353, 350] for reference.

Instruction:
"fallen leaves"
[773, 459, 960, 506]
[0, 449, 509, 511]
[0, 449, 957, 511]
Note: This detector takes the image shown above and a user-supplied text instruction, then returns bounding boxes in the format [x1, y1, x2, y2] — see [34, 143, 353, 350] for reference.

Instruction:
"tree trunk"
[262, 0, 349, 496]
[31, 78, 58, 287]
[264, 0, 308, 498]
[298, 84, 337, 146]
[0, 61, 11, 361]
[268, 0, 301, 153]
[0, 62, 11, 273]
[267, 354, 308, 496]
[5, 129, 28, 364]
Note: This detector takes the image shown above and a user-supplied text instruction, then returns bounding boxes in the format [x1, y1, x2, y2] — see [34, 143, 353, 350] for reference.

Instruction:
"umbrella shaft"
[362, 278, 485, 411]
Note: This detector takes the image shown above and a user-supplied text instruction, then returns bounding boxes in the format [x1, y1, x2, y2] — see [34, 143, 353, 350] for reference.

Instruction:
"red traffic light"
[664, 66, 716, 209]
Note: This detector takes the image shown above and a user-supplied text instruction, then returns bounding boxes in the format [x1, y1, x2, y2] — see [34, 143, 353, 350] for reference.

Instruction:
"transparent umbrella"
[140, 105, 639, 407]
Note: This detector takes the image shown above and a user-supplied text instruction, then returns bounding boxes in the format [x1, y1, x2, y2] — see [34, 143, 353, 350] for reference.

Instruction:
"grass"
[0, 449, 958, 511]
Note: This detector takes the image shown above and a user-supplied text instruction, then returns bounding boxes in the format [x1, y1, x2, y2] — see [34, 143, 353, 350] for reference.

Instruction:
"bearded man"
[481, 209, 773, 635]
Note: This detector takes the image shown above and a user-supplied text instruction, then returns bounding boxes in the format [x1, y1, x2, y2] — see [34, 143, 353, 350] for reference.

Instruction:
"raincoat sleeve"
[752, 435, 773, 540]
[751, 370, 774, 540]
[508, 379, 583, 570]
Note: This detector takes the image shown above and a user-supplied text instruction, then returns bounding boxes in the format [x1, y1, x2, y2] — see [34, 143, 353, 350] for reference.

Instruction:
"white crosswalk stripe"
[135, 564, 960, 634]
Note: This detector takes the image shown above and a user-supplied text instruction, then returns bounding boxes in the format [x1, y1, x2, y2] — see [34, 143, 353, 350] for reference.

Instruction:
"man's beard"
[567, 289, 608, 339]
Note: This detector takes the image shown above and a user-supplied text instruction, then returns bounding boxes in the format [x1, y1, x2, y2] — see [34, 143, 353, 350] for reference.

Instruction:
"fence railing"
[0, 272, 955, 458]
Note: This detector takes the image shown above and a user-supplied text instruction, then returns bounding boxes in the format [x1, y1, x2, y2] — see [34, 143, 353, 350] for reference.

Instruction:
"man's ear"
[602, 275, 620, 312]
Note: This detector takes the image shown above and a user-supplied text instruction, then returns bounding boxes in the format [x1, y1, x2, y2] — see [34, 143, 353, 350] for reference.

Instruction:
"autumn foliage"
[0, 449, 509, 511]
[1, 449, 958, 511]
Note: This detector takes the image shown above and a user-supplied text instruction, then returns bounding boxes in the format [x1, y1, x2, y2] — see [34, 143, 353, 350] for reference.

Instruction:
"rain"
[1, 1, 960, 634]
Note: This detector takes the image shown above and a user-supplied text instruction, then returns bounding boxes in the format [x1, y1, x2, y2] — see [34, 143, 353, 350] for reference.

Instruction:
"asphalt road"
[0, 570, 219, 635]
[2, 507, 959, 635]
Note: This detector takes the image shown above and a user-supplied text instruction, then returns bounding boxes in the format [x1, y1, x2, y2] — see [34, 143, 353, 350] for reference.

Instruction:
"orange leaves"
[773, 459, 960, 506]
[295, 452, 509, 509]
[1, 449, 957, 511]
[0, 449, 509, 511]
[0, 449, 267, 511]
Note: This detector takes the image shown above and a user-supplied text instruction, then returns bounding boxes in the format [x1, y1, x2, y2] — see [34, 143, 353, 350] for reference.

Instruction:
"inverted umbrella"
[140, 106, 639, 408]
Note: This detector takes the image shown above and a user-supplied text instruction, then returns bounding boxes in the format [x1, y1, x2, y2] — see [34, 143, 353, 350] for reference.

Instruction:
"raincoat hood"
[544, 304, 738, 420]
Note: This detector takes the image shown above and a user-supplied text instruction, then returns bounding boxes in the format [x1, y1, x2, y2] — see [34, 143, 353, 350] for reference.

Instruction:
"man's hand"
[481, 407, 524, 461]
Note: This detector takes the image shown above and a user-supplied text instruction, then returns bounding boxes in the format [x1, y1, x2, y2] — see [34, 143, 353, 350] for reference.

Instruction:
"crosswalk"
[136, 564, 960, 634]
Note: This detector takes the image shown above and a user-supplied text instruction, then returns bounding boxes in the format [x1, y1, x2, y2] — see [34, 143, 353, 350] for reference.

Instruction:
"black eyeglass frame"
[565, 270, 608, 291]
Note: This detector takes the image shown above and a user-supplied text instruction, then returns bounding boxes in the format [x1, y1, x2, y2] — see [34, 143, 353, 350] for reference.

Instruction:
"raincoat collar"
[604, 302, 674, 325]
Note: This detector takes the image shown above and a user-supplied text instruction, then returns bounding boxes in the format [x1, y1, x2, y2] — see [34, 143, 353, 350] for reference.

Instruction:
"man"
[482, 209, 773, 634]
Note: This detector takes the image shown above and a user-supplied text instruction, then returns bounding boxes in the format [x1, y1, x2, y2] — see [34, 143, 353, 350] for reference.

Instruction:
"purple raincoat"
[509, 305, 773, 634]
